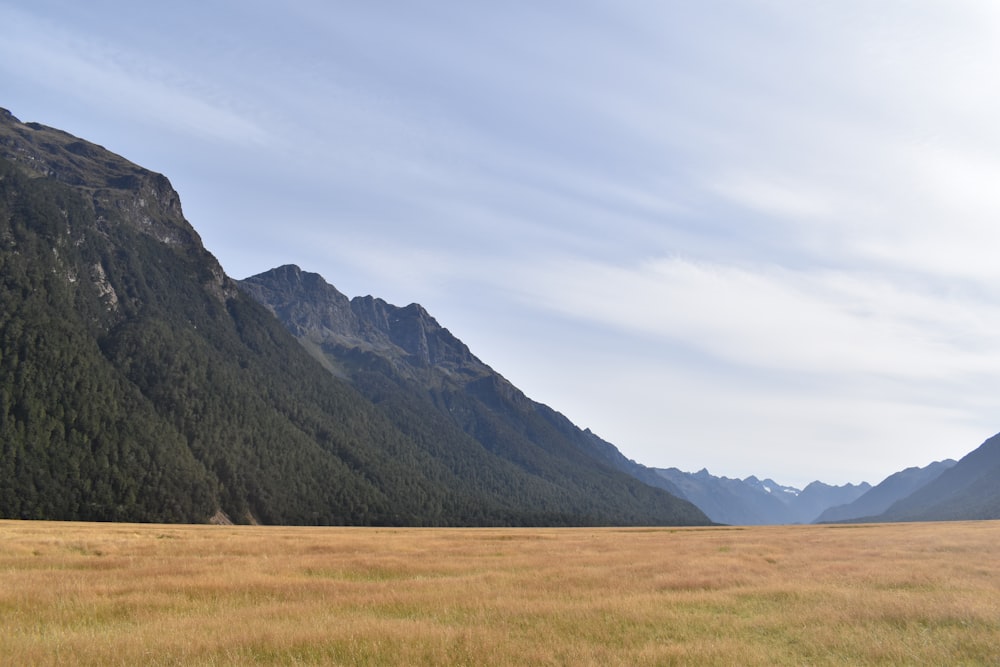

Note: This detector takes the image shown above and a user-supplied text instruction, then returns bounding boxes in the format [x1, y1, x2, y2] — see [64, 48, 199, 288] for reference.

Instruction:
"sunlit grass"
[2, 520, 999, 665]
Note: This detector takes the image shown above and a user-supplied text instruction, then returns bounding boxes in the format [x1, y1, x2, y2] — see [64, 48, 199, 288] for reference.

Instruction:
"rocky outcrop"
[241, 265, 484, 376]
[0, 108, 204, 253]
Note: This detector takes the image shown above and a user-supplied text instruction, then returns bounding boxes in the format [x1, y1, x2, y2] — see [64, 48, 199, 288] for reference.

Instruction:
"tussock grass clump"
[1, 520, 999, 665]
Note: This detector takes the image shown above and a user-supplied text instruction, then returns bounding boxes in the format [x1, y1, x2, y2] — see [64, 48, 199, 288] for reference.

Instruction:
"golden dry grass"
[1, 519, 999, 665]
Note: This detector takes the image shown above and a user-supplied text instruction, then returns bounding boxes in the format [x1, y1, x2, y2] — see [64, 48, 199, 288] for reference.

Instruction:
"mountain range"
[652, 468, 871, 524]
[0, 107, 705, 526]
[857, 434, 1000, 522]
[815, 459, 956, 523]
[1, 105, 997, 526]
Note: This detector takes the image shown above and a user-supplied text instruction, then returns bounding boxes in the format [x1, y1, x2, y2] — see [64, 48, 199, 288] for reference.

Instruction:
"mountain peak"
[655, 468, 870, 524]
[241, 267, 483, 373]
[0, 110, 203, 253]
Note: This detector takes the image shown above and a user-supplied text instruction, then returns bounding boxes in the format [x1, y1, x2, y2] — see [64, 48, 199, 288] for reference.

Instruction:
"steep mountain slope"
[239, 264, 701, 521]
[815, 459, 956, 523]
[866, 434, 1000, 522]
[653, 468, 870, 524]
[0, 109, 445, 524]
[0, 108, 708, 526]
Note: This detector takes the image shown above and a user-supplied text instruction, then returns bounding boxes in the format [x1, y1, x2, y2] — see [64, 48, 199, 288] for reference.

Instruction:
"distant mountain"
[742, 475, 802, 500]
[793, 480, 871, 523]
[865, 434, 1000, 522]
[652, 468, 870, 524]
[653, 469, 794, 525]
[815, 459, 956, 523]
[0, 107, 708, 526]
[239, 264, 703, 523]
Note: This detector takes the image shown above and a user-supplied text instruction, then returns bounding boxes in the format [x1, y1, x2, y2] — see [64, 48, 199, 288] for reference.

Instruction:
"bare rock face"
[0, 108, 239, 306]
[0, 108, 200, 251]
[90, 262, 120, 312]
[241, 265, 483, 375]
[241, 264, 358, 339]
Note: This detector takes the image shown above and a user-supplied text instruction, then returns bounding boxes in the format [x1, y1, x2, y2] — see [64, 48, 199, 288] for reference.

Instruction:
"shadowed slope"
[0, 107, 707, 526]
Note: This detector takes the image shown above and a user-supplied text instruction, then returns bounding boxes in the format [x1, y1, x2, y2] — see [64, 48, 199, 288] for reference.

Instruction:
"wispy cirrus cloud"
[513, 254, 1000, 379]
[0, 5, 268, 147]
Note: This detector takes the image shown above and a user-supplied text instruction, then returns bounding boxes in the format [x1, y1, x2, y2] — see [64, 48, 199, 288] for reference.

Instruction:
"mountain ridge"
[861, 435, 1000, 522]
[5, 105, 997, 527]
[0, 107, 707, 526]
[815, 459, 956, 523]
[653, 468, 871, 524]
[239, 264, 694, 505]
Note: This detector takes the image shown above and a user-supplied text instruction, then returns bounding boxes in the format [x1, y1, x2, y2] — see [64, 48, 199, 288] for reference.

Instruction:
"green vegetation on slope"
[241, 266, 707, 525]
[0, 109, 708, 526]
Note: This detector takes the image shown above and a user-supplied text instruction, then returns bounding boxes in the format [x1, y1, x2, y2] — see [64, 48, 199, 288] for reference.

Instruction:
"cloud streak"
[3, 0, 1000, 485]
[517, 254, 1000, 378]
[0, 5, 269, 147]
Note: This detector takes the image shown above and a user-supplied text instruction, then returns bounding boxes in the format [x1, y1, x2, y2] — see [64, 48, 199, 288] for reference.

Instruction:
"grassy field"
[1, 520, 998, 665]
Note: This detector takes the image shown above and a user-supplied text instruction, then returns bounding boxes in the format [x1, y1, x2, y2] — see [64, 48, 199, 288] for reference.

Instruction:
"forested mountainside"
[239, 264, 701, 517]
[0, 107, 708, 526]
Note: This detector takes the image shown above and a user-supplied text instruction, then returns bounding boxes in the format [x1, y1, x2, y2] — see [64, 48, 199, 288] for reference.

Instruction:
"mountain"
[653, 468, 870, 524]
[742, 475, 802, 500]
[238, 264, 700, 517]
[0, 107, 708, 526]
[653, 469, 795, 525]
[863, 434, 1000, 522]
[815, 459, 956, 523]
[793, 480, 871, 524]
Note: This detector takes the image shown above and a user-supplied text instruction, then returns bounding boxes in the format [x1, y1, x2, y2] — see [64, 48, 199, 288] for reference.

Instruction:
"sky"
[2, 1, 999, 487]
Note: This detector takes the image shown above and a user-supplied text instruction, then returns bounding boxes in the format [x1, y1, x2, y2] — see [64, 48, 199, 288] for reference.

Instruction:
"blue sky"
[3, 1, 999, 486]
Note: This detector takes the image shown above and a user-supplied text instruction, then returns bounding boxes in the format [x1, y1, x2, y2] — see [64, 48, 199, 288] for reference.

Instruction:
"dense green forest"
[0, 109, 708, 526]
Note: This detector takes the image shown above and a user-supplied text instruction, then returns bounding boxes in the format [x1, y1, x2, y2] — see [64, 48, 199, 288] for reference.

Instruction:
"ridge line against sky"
[3, 0, 999, 486]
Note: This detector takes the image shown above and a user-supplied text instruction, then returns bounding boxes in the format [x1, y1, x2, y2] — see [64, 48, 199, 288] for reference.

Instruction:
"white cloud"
[512, 254, 1000, 381]
[713, 176, 837, 224]
[462, 302, 989, 486]
[0, 5, 268, 147]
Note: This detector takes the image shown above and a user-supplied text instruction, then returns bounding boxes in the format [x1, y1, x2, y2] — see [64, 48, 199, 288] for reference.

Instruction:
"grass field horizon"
[2, 519, 998, 665]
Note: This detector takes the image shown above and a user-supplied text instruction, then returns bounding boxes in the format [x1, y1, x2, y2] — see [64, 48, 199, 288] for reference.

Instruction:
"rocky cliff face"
[1, 109, 193, 245]
[241, 264, 488, 379]
[0, 108, 238, 309]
